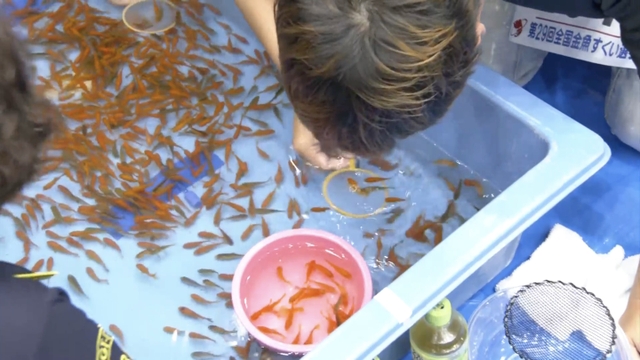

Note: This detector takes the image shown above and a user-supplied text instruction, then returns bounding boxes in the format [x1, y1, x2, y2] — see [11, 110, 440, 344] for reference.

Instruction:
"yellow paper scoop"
[322, 159, 390, 218]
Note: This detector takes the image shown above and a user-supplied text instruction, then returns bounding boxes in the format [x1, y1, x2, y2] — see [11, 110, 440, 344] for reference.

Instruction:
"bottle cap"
[426, 298, 452, 327]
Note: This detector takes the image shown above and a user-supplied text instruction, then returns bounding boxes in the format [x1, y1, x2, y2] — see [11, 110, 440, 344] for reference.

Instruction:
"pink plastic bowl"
[231, 229, 373, 355]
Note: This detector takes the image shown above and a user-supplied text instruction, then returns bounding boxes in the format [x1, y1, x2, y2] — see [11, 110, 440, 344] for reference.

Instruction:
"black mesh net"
[503, 280, 616, 360]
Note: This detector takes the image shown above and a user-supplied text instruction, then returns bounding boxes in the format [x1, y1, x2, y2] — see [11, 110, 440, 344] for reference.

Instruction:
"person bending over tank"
[236, 0, 484, 170]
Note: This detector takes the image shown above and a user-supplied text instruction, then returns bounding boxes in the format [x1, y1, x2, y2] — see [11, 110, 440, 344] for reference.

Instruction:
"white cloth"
[496, 224, 640, 322]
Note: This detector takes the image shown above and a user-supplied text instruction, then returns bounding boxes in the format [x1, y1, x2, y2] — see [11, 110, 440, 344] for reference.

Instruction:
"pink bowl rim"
[231, 228, 373, 354]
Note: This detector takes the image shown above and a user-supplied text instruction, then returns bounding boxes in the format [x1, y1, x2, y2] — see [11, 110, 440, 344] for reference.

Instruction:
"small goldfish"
[215, 252, 244, 261]
[181, 276, 206, 288]
[434, 159, 458, 167]
[292, 324, 303, 344]
[386, 207, 405, 224]
[31, 259, 44, 273]
[188, 332, 216, 342]
[364, 176, 389, 183]
[47, 241, 79, 257]
[276, 266, 292, 285]
[191, 351, 223, 359]
[250, 294, 286, 321]
[86, 267, 108, 284]
[261, 217, 270, 237]
[178, 306, 212, 322]
[347, 178, 359, 191]
[439, 200, 457, 223]
[208, 325, 236, 335]
[358, 185, 390, 196]
[103, 238, 122, 255]
[257, 326, 284, 339]
[85, 249, 108, 272]
[193, 243, 222, 256]
[453, 179, 463, 200]
[67, 275, 87, 297]
[304, 324, 321, 345]
[463, 178, 484, 196]
[368, 157, 399, 172]
[191, 294, 217, 305]
[197, 268, 218, 275]
[108, 324, 124, 344]
[136, 263, 157, 278]
[202, 279, 223, 289]
[163, 326, 184, 335]
[274, 164, 284, 186]
[306, 260, 333, 281]
[327, 260, 352, 279]
[289, 287, 327, 304]
[218, 273, 234, 281]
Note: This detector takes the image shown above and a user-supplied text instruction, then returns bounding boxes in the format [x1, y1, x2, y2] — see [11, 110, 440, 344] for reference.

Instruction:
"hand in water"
[292, 114, 353, 171]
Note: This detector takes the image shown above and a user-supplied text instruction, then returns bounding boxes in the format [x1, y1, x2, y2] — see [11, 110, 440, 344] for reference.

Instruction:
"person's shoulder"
[0, 260, 65, 301]
[0, 261, 61, 360]
[0, 260, 31, 278]
[34, 288, 131, 360]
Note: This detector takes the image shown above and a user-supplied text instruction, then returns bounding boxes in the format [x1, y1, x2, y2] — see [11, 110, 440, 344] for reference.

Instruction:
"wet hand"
[292, 114, 352, 171]
[620, 304, 640, 359]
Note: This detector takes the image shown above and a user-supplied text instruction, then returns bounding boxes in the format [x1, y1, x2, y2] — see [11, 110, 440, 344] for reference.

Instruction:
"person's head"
[276, 0, 483, 158]
[0, 21, 56, 207]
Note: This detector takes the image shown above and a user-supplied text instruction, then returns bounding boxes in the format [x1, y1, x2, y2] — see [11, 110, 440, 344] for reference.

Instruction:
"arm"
[620, 259, 640, 356]
[234, 0, 280, 70]
[627, 260, 640, 310]
[234, 0, 351, 170]
[599, 0, 640, 77]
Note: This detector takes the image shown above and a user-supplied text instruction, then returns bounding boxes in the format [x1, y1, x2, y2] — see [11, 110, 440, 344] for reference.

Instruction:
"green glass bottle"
[409, 298, 469, 360]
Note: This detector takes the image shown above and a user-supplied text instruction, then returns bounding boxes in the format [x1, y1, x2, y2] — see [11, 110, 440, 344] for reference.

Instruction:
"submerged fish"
[67, 275, 87, 297]
[215, 252, 244, 261]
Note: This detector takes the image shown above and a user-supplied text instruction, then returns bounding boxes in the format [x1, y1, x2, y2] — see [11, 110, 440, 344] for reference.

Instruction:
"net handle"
[322, 158, 389, 219]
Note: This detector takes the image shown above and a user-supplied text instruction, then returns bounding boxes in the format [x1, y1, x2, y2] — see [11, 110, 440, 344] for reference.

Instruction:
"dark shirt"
[504, 0, 640, 76]
[0, 261, 130, 360]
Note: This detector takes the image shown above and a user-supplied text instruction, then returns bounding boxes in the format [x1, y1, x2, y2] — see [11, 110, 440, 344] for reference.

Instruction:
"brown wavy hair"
[276, 0, 480, 157]
[0, 20, 56, 206]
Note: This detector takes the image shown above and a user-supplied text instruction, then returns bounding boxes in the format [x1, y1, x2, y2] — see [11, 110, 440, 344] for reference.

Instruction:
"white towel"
[496, 224, 640, 322]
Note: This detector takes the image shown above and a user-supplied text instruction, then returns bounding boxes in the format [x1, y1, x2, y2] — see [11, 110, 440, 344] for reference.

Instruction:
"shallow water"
[0, 1, 499, 359]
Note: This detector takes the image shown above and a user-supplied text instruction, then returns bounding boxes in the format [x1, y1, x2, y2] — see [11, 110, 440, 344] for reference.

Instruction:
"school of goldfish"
[1, 0, 486, 358]
[249, 259, 357, 346]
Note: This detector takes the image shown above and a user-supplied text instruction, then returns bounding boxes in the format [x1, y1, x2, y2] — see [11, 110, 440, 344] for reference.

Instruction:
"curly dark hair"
[0, 20, 56, 206]
[276, 0, 480, 157]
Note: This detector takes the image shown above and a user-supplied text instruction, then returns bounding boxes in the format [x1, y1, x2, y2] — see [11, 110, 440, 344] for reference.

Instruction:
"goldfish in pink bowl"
[231, 229, 373, 355]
